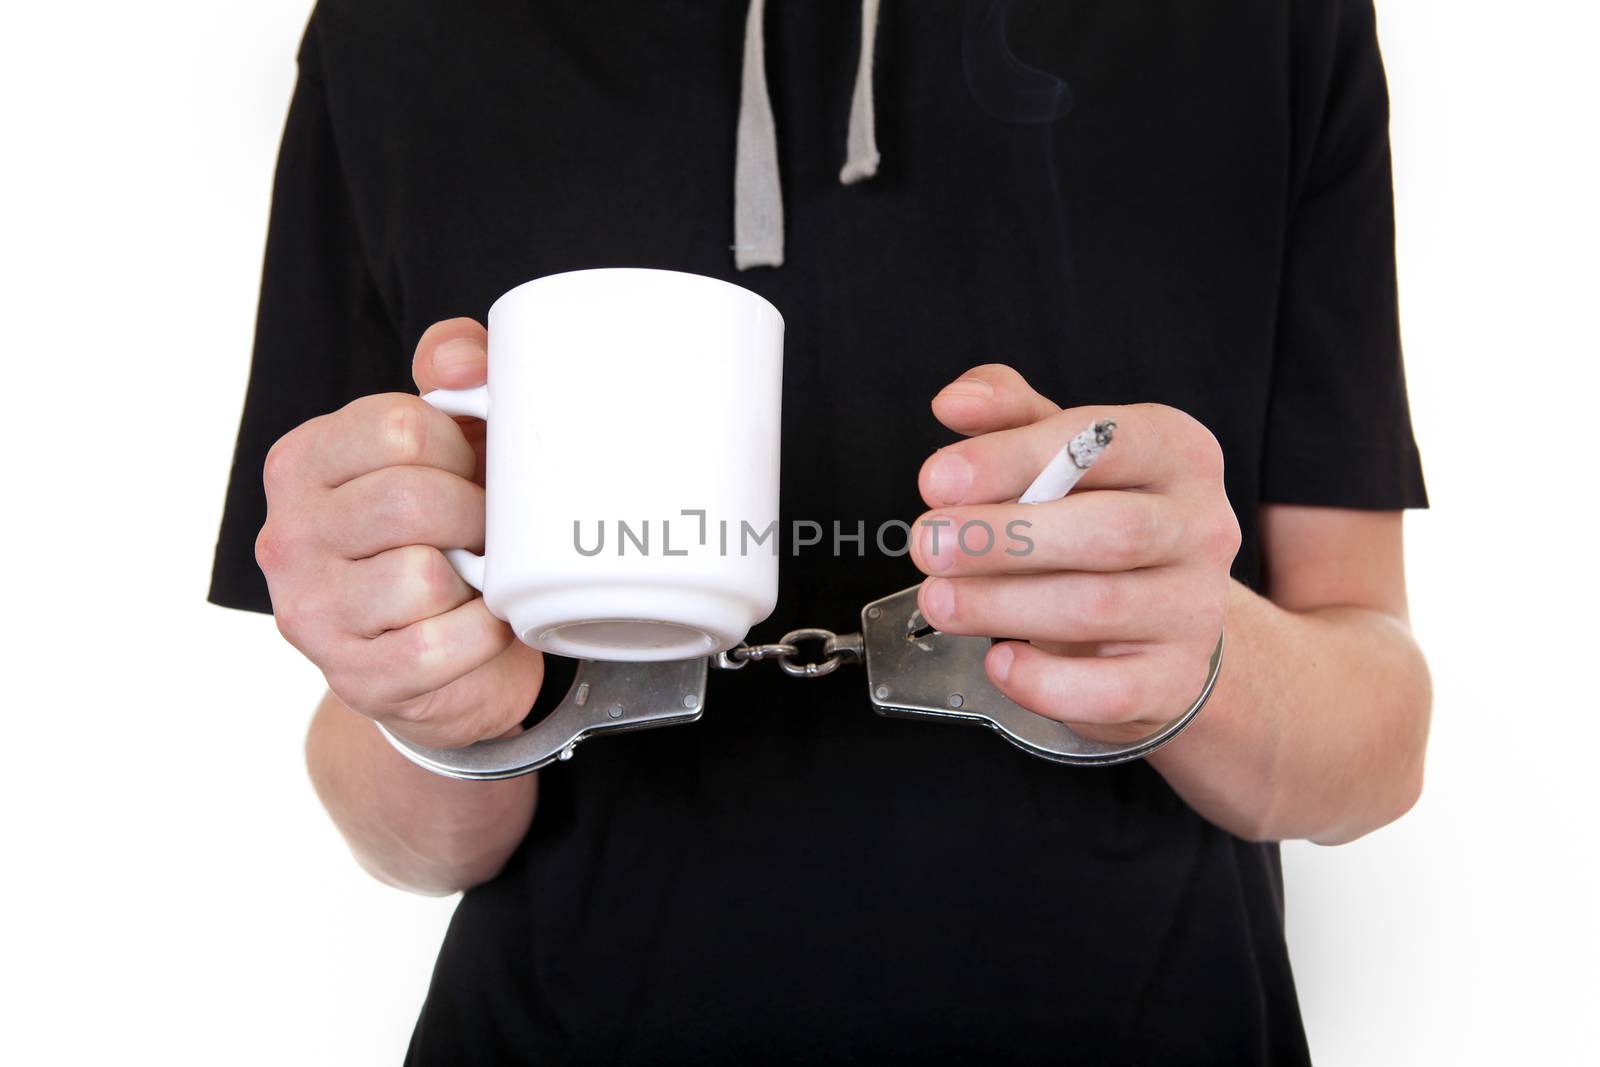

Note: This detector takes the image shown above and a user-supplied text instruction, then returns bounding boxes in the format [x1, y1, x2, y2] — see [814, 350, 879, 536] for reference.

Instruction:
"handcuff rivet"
[948, 693, 964, 709]
[607, 703, 623, 719]
[867, 607, 881, 620]
[874, 685, 890, 700]
[683, 694, 700, 710]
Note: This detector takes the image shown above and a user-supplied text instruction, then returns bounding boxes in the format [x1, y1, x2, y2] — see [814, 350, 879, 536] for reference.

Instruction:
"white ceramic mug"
[422, 268, 784, 662]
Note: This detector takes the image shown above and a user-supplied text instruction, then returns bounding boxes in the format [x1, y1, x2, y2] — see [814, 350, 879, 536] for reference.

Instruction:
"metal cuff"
[377, 658, 707, 782]
[860, 582, 1223, 766]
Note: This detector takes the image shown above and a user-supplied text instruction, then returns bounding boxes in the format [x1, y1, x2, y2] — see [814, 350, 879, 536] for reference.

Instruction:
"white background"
[2, 2, 1595, 1063]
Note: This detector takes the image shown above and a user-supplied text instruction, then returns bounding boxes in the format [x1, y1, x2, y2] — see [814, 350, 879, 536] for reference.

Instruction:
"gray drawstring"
[839, 0, 882, 185]
[733, 0, 881, 271]
[734, 0, 784, 269]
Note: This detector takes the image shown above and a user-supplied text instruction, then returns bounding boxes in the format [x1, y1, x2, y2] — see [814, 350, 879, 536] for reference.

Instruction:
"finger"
[382, 640, 546, 750]
[986, 641, 1187, 726]
[342, 544, 477, 637]
[929, 363, 1060, 437]
[322, 465, 486, 560]
[919, 403, 1182, 508]
[910, 492, 1184, 576]
[342, 597, 517, 713]
[918, 569, 1188, 645]
[413, 318, 489, 394]
[281, 393, 478, 491]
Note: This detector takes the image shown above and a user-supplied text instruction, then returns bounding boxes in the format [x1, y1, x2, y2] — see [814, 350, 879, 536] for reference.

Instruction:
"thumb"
[930, 363, 1060, 437]
[413, 317, 489, 394]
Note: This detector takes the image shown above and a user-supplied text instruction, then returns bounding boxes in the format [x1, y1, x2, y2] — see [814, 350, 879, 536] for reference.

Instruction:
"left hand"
[909, 365, 1242, 744]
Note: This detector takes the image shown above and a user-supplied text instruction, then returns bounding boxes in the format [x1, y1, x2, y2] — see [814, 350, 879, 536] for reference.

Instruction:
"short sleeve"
[1261, 0, 1427, 509]
[208, 20, 407, 613]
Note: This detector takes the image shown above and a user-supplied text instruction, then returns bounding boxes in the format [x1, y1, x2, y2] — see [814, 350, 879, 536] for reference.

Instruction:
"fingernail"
[939, 377, 994, 400]
[918, 518, 959, 574]
[989, 643, 1014, 684]
[924, 451, 973, 505]
[922, 578, 954, 624]
[433, 337, 484, 372]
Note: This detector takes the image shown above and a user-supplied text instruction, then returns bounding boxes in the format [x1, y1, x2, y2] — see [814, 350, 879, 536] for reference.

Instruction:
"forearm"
[1148, 579, 1431, 845]
[305, 691, 537, 895]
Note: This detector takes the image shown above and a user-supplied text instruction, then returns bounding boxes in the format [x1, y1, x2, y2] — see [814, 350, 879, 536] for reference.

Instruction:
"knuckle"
[276, 586, 347, 659]
[375, 470, 427, 530]
[272, 596, 314, 647]
[383, 690, 434, 730]
[376, 627, 422, 677]
[1196, 508, 1242, 567]
[1144, 402, 1196, 435]
[254, 518, 310, 574]
[402, 544, 452, 609]
[1106, 503, 1160, 565]
[1213, 509, 1243, 563]
[1078, 575, 1126, 628]
[379, 397, 429, 467]
[1141, 405, 1227, 477]
[389, 615, 448, 673]
[261, 430, 305, 493]
[253, 523, 283, 574]
[1180, 419, 1227, 479]
[1129, 402, 1170, 441]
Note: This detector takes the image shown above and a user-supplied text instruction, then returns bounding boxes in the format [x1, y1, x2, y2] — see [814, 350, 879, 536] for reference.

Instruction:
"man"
[211, 1, 1430, 1062]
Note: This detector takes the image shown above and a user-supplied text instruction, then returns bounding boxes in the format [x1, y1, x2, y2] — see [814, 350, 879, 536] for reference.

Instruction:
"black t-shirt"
[210, 1, 1427, 1062]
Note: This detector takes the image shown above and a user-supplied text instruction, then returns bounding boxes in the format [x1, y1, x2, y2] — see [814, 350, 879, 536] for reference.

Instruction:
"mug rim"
[488, 267, 783, 327]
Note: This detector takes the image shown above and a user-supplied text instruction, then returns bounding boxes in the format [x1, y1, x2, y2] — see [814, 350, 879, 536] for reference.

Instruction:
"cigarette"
[1017, 420, 1116, 504]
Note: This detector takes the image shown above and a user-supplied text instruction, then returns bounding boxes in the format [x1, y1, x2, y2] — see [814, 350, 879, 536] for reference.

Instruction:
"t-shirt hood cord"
[734, 0, 881, 270]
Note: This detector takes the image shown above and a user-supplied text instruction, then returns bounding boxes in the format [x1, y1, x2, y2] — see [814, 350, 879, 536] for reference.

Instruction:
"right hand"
[256, 319, 543, 748]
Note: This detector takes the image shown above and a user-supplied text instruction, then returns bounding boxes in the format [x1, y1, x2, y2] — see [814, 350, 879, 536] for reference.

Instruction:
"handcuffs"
[380, 584, 1225, 781]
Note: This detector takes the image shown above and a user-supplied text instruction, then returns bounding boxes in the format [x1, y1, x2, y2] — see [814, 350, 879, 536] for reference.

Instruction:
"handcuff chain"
[714, 627, 865, 679]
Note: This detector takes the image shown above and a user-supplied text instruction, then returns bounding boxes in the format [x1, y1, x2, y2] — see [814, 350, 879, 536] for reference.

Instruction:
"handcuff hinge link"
[776, 627, 861, 678]
[714, 627, 864, 679]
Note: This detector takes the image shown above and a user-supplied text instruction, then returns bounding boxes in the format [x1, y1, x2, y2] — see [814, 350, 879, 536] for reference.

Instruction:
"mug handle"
[420, 385, 491, 591]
